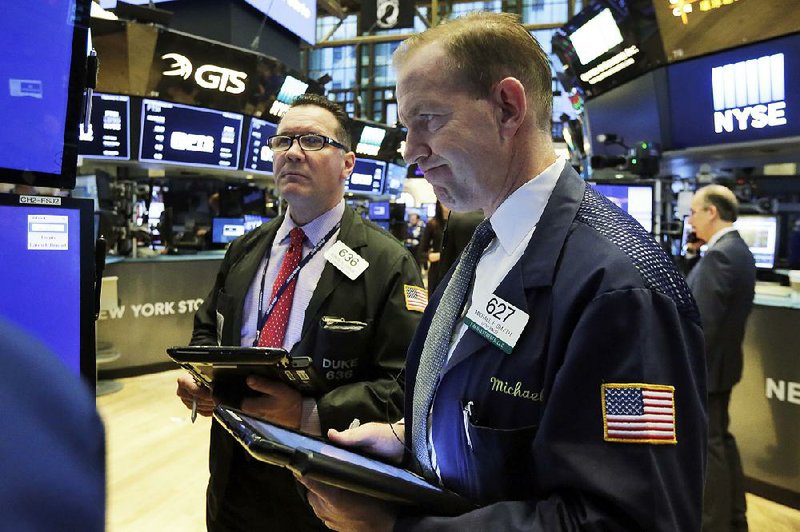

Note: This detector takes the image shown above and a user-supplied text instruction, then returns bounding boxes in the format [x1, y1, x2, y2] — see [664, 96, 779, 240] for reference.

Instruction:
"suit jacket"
[398, 166, 708, 531]
[0, 319, 105, 532]
[687, 230, 756, 393]
[192, 206, 423, 530]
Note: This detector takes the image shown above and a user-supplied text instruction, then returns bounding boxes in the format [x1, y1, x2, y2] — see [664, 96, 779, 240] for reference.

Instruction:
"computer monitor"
[211, 215, 270, 245]
[139, 99, 244, 169]
[0, 0, 91, 189]
[243, 117, 277, 175]
[590, 181, 654, 233]
[0, 193, 95, 385]
[734, 214, 779, 269]
[368, 201, 390, 221]
[78, 93, 131, 160]
[346, 159, 386, 195]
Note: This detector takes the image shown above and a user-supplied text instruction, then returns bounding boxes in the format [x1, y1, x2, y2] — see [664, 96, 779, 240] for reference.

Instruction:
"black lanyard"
[254, 221, 341, 346]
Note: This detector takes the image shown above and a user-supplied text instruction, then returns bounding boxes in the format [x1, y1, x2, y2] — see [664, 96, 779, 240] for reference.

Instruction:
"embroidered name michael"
[490, 377, 543, 401]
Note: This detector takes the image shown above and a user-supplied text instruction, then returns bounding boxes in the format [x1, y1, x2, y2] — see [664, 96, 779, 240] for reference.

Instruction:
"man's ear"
[492, 77, 527, 139]
[341, 151, 356, 182]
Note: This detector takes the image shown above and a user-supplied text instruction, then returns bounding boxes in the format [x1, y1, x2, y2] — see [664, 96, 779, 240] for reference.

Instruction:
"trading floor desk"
[96, 252, 224, 377]
[731, 294, 800, 508]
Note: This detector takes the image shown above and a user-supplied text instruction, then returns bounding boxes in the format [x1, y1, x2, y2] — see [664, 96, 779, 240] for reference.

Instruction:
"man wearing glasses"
[177, 94, 424, 531]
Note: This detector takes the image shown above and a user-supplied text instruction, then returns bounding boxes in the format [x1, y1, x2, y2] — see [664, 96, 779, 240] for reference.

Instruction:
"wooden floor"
[98, 370, 800, 531]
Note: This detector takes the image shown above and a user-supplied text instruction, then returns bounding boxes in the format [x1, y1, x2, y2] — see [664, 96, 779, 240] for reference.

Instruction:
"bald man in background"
[687, 184, 756, 532]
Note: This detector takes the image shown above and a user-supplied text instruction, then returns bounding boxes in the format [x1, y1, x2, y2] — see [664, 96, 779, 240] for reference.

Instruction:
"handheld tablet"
[213, 405, 477, 516]
[167, 345, 327, 397]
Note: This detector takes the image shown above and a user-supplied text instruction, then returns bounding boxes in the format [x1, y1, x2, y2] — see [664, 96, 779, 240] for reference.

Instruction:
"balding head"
[696, 184, 739, 223]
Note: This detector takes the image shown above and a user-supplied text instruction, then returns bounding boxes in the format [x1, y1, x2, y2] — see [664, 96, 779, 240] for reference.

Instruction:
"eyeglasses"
[267, 134, 348, 152]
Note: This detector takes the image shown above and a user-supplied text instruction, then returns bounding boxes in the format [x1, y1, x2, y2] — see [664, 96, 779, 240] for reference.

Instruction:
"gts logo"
[161, 53, 247, 95]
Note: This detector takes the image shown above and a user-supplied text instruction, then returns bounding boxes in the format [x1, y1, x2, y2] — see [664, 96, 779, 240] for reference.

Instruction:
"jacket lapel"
[301, 207, 366, 336]
[441, 164, 586, 373]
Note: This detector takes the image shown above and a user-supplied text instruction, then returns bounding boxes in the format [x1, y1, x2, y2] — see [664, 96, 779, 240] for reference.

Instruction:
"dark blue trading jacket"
[399, 165, 707, 531]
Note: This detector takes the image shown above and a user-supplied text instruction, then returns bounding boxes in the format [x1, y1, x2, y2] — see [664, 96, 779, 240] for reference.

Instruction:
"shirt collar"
[279, 200, 345, 246]
[488, 157, 565, 255]
[706, 225, 737, 249]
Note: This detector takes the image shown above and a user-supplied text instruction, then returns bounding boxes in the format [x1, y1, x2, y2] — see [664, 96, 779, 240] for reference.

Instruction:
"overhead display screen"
[654, 0, 800, 63]
[243, 117, 277, 174]
[552, 0, 666, 100]
[346, 159, 386, 195]
[243, 0, 317, 45]
[668, 33, 800, 149]
[0, 0, 89, 188]
[78, 93, 130, 160]
[139, 99, 243, 169]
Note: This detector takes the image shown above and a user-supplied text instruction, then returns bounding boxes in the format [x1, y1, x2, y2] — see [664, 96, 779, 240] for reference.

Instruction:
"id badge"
[324, 241, 369, 280]
[465, 292, 529, 354]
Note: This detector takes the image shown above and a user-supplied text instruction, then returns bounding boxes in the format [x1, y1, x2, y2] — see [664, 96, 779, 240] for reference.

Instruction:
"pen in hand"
[191, 397, 198, 423]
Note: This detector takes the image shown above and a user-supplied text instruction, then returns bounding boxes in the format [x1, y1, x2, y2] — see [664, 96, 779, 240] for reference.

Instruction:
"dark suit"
[0, 319, 105, 531]
[192, 206, 423, 531]
[687, 230, 756, 532]
[398, 166, 708, 530]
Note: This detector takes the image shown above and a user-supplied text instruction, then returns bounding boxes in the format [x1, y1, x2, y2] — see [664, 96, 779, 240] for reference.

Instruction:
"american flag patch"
[403, 284, 428, 312]
[602, 383, 676, 444]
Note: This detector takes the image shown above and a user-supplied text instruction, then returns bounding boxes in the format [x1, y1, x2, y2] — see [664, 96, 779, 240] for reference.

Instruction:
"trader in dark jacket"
[177, 94, 424, 531]
[687, 184, 756, 532]
[302, 13, 707, 532]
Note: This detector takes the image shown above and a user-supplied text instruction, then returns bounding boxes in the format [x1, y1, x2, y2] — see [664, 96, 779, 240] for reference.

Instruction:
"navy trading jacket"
[399, 165, 707, 531]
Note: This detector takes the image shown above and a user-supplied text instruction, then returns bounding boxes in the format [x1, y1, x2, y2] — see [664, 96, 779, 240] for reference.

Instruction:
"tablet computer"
[167, 345, 327, 397]
[213, 405, 476, 516]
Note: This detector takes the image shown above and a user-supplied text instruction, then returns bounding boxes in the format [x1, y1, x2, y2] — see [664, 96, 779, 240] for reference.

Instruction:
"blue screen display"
[212, 216, 270, 244]
[243, 118, 277, 174]
[0, 2, 78, 175]
[368, 201, 390, 220]
[0, 202, 83, 376]
[79, 93, 131, 160]
[668, 33, 800, 149]
[346, 159, 386, 195]
[139, 99, 243, 169]
[591, 183, 654, 233]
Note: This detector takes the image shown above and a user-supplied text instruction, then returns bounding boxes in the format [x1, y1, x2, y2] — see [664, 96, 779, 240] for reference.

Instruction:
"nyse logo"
[162, 53, 247, 95]
[712, 53, 787, 134]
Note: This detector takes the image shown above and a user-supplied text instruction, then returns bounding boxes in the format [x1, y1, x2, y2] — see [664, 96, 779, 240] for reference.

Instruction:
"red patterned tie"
[257, 227, 305, 348]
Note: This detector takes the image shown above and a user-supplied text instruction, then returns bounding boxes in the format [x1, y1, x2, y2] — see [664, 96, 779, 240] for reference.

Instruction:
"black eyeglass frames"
[266, 133, 348, 152]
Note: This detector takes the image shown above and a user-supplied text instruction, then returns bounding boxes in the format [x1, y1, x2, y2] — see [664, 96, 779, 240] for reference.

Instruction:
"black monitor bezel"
[0, 192, 96, 386]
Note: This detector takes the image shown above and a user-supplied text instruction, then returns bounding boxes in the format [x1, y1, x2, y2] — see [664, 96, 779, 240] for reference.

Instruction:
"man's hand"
[240, 376, 303, 429]
[299, 478, 397, 532]
[176, 373, 215, 417]
[327, 421, 406, 463]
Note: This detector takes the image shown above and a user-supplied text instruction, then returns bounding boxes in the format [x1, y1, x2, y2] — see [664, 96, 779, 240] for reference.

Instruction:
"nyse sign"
[162, 53, 248, 94]
[712, 53, 787, 134]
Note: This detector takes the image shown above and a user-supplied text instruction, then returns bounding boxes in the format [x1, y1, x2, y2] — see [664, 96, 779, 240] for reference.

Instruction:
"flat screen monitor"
[0, 193, 95, 384]
[243, 117, 277, 174]
[373, 220, 390, 232]
[346, 159, 386, 195]
[243, 0, 317, 45]
[384, 163, 407, 197]
[211, 215, 269, 245]
[552, 0, 666, 100]
[734, 214, 779, 269]
[368, 201, 390, 221]
[139, 99, 243, 169]
[0, 0, 90, 189]
[78, 93, 130, 160]
[590, 181, 654, 233]
[667, 32, 800, 149]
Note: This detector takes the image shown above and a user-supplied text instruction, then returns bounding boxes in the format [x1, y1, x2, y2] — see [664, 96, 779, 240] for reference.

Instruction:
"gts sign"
[161, 53, 247, 94]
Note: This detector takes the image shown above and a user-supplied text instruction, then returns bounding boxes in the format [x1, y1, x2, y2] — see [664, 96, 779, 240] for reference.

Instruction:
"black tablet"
[213, 405, 476, 516]
[167, 345, 327, 396]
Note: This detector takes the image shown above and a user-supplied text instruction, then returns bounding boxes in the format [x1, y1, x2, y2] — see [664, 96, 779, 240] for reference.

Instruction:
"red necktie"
[258, 227, 305, 348]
